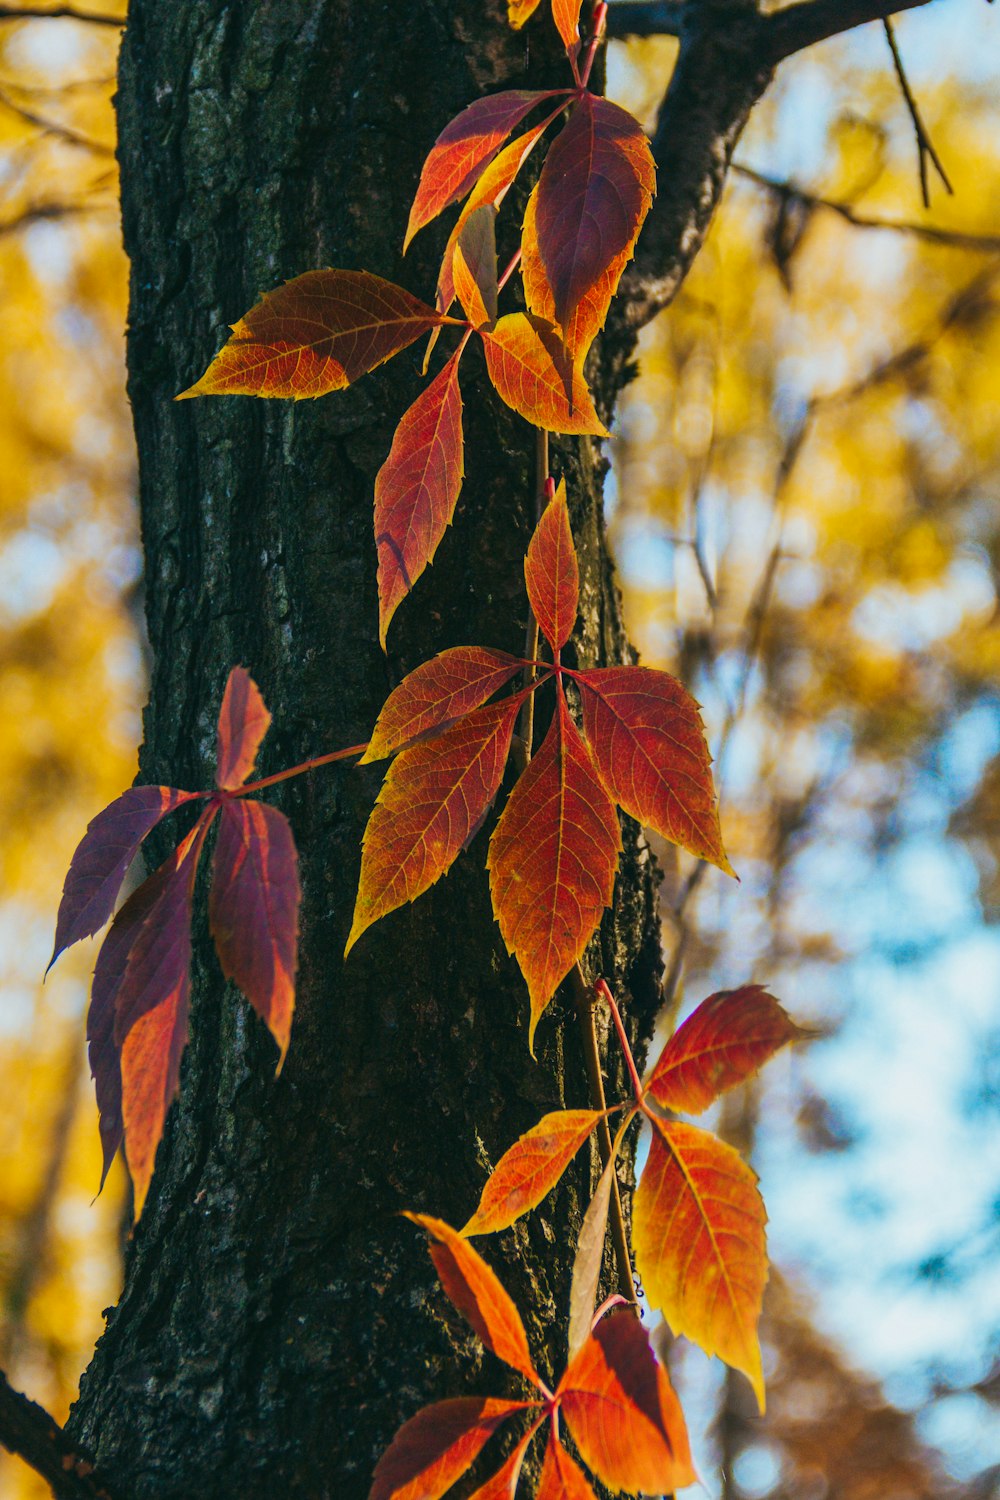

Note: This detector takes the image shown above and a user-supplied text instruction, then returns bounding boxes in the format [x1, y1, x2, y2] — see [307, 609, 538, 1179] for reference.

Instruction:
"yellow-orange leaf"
[633, 1118, 768, 1410]
[488, 695, 620, 1049]
[374, 351, 465, 647]
[347, 695, 524, 955]
[177, 270, 447, 400]
[369, 1397, 530, 1500]
[481, 313, 608, 437]
[462, 1109, 603, 1236]
[558, 1312, 695, 1495]
[551, 0, 584, 50]
[525, 479, 579, 654]
[508, 0, 544, 27]
[467, 1428, 538, 1500]
[521, 183, 634, 362]
[454, 205, 499, 330]
[407, 1214, 542, 1387]
[362, 647, 522, 763]
[537, 1434, 597, 1500]
[647, 985, 804, 1115]
[577, 665, 734, 874]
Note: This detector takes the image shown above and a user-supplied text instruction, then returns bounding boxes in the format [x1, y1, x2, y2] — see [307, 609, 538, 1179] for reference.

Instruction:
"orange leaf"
[525, 478, 579, 653]
[567, 1114, 631, 1360]
[347, 695, 525, 956]
[521, 182, 633, 362]
[507, 0, 544, 30]
[534, 94, 654, 332]
[537, 1433, 597, 1500]
[488, 694, 620, 1049]
[405, 90, 563, 251]
[481, 313, 608, 437]
[632, 1118, 768, 1410]
[407, 1214, 543, 1387]
[375, 352, 465, 647]
[467, 1426, 539, 1500]
[551, 0, 584, 49]
[462, 1109, 603, 1237]
[454, 205, 499, 330]
[558, 1311, 695, 1494]
[177, 271, 447, 400]
[209, 799, 300, 1069]
[646, 985, 804, 1115]
[216, 665, 271, 789]
[578, 665, 734, 874]
[362, 647, 523, 763]
[369, 1396, 530, 1500]
[437, 126, 548, 316]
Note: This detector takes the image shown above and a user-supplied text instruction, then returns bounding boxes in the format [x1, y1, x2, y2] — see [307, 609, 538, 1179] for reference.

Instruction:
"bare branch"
[0, 4, 122, 22]
[606, 1, 683, 38]
[0, 1369, 118, 1499]
[733, 163, 1000, 253]
[882, 15, 952, 206]
[764, 0, 937, 61]
[0, 89, 115, 154]
[0, 200, 109, 236]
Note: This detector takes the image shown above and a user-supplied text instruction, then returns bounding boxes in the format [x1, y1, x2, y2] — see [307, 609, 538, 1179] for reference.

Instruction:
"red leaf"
[558, 1312, 695, 1494]
[216, 666, 272, 790]
[632, 1118, 768, 1410]
[646, 985, 804, 1115]
[461, 1109, 603, 1237]
[177, 271, 447, 400]
[481, 313, 608, 437]
[347, 695, 525, 956]
[405, 90, 562, 251]
[115, 819, 211, 1216]
[537, 1433, 597, 1500]
[407, 1214, 543, 1387]
[488, 694, 620, 1050]
[49, 785, 198, 972]
[87, 858, 177, 1191]
[374, 351, 464, 648]
[578, 665, 734, 873]
[454, 205, 499, 330]
[525, 478, 579, 653]
[369, 1396, 529, 1500]
[437, 125, 548, 316]
[209, 798, 300, 1068]
[362, 647, 523, 763]
[466, 1426, 539, 1500]
[551, 0, 584, 50]
[521, 182, 633, 362]
[534, 94, 654, 332]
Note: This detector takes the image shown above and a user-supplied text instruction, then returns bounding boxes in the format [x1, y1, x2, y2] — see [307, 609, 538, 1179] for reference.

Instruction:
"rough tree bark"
[60, 0, 939, 1495]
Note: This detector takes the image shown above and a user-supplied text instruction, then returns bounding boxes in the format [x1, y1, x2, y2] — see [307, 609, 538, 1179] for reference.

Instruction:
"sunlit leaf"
[177, 271, 448, 400]
[209, 798, 300, 1068]
[467, 1427, 539, 1500]
[48, 784, 198, 971]
[646, 984, 803, 1115]
[534, 94, 654, 331]
[537, 1432, 597, 1500]
[347, 695, 525, 955]
[578, 665, 734, 873]
[558, 1311, 695, 1494]
[369, 1397, 530, 1500]
[216, 666, 272, 790]
[551, 0, 584, 50]
[481, 313, 608, 437]
[567, 1116, 630, 1360]
[525, 478, 579, 653]
[488, 695, 620, 1049]
[375, 351, 465, 647]
[632, 1118, 768, 1410]
[454, 205, 499, 330]
[407, 1214, 543, 1387]
[508, 0, 544, 28]
[462, 1109, 603, 1237]
[362, 647, 523, 763]
[405, 90, 564, 251]
[521, 182, 634, 361]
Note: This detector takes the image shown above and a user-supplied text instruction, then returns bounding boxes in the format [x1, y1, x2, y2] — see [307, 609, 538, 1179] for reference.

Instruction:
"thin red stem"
[580, 3, 608, 90]
[596, 977, 645, 1108]
[237, 743, 369, 796]
[497, 246, 523, 296]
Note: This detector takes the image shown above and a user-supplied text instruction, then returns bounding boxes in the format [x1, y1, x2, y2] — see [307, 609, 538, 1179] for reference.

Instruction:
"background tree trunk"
[67, 3, 662, 1496]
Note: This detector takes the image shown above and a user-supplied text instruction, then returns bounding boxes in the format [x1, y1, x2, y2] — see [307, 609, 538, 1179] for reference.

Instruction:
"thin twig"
[570, 964, 638, 1307]
[0, 1370, 117, 1499]
[606, 1, 682, 39]
[0, 198, 111, 237]
[882, 16, 952, 207]
[0, 89, 114, 155]
[0, 4, 123, 23]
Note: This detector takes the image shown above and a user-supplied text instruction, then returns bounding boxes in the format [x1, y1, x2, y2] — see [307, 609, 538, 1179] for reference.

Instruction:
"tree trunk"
[68, 3, 661, 1496]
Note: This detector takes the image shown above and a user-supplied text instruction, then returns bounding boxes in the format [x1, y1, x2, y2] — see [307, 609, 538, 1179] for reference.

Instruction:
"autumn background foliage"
[0, 1, 999, 1498]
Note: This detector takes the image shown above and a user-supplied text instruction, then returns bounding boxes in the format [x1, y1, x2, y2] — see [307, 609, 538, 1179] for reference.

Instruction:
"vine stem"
[237, 742, 368, 796]
[570, 964, 638, 1308]
[595, 976, 646, 1106]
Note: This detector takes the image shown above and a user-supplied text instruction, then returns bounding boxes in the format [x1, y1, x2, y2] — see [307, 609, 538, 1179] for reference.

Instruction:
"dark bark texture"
[68, 3, 665, 1497]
